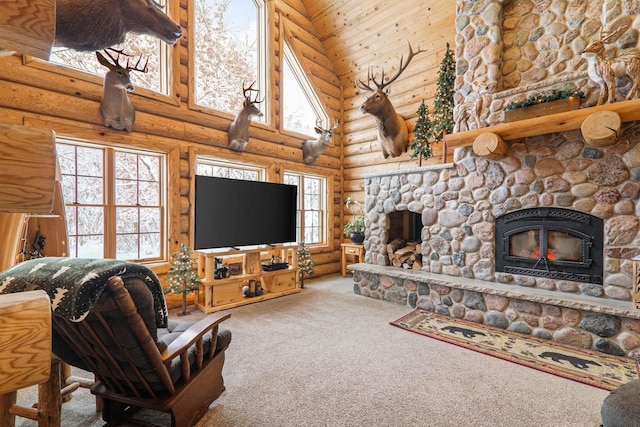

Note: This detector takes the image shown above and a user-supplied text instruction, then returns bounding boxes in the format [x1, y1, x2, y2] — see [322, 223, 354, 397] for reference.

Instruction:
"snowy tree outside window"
[196, 158, 264, 181]
[282, 43, 324, 137]
[193, 0, 262, 116]
[284, 172, 325, 245]
[57, 141, 165, 261]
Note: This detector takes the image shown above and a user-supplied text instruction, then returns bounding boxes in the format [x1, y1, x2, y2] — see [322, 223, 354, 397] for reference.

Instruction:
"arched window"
[282, 41, 328, 136]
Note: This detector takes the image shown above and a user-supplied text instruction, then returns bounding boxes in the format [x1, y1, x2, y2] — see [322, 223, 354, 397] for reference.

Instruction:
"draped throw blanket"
[0, 257, 167, 326]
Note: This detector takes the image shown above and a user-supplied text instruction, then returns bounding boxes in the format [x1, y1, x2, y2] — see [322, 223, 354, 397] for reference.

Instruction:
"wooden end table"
[341, 243, 364, 277]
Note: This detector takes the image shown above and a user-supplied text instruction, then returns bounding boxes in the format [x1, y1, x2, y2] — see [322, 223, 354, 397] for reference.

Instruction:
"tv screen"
[194, 176, 297, 250]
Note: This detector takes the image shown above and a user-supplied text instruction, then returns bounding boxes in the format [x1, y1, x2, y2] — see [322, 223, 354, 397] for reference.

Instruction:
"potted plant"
[343, 196, 365, 244]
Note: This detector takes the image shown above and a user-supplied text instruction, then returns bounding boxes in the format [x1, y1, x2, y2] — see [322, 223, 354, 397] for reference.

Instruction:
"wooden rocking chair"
[0, 258, 232, 427]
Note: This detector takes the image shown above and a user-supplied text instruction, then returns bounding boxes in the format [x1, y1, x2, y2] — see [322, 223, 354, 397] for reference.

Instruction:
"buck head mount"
[54, 0, 182, 51]
[96, 49, 148, 132]
[356, 41, 425, 158]
[228, 81, 264, 152]
[301, 118, 339, 165]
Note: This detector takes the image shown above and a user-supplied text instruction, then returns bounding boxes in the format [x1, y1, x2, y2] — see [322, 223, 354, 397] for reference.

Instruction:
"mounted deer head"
[96, 49, 148, 132]
[301, 118, 339, 164]
[228, 81, 263, 152]
[54, 0, 182, 51]
[582, 24, 628, 105]
[356, 41, 425, 158]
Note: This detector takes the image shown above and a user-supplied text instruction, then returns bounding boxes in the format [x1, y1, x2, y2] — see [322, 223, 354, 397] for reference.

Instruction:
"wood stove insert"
[495, 208, 603, 284]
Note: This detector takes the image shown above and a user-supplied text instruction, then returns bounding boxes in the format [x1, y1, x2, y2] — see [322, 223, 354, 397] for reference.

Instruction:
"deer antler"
[126, 56, 149, 73]
[100, 48, 148, 73]
[242, 81, 263, 104]
[356, 40, 426, 92]
[102, 48, 125, 68]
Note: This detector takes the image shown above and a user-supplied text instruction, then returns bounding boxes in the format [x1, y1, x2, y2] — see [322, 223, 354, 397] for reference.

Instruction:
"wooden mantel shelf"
[445, 98, 640, 149]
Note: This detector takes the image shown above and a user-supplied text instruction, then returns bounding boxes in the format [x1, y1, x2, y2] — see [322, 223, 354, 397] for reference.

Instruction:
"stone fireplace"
[351, 125, 640, 359]
[349, 0, 640, 360]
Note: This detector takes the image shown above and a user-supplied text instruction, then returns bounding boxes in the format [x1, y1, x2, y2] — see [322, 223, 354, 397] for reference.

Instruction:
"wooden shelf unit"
[196, 244, 300, 313]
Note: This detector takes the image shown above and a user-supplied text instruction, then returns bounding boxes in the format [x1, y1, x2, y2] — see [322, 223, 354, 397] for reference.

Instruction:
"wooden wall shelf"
[445, 98, 640, 149]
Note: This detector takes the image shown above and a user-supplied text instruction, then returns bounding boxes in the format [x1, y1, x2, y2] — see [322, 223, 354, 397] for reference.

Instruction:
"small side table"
[341, 243, 364, 277]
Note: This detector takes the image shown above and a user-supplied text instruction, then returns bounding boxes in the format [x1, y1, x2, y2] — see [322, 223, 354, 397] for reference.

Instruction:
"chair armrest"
[160, 313, 231, 362]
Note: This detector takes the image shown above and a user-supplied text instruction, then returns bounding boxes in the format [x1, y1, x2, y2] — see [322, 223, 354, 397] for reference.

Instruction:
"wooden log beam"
[581, 110, 621, 147]
[445, 98, 640, 149]
[0, 122, 56, 214]
[0, 290, 51, 395]
[0, 0, 54, 60]
[473, 132, 509, 159]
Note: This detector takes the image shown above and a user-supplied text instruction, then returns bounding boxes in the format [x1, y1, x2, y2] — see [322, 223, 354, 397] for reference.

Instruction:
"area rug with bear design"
[391, 308, 639, 391]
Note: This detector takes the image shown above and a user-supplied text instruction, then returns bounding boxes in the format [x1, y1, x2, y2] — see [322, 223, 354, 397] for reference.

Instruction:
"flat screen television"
[194, 175, 297, 250]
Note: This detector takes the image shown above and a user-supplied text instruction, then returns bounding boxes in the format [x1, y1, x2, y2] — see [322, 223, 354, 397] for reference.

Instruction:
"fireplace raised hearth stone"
[350, 263, 640, 359]
[353, 124, 640, 359]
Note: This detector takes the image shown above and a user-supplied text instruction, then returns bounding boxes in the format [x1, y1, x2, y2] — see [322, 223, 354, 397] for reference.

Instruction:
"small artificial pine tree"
[297, 241, 314, 288]
[430, 42, 456, 144]
[409, 99, 433, 162]
[164, 243, 201, 315]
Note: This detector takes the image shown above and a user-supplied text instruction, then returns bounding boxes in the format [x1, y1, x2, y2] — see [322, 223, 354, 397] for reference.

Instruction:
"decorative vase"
[349, 231, 365, 244]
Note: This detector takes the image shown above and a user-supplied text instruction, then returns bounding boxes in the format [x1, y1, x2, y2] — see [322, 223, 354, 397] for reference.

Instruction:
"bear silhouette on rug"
[441, 326, 487, 339]
[539, 351, 601, 370]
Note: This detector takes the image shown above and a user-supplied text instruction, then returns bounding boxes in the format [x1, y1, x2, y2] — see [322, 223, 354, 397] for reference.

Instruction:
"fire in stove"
[495, 208, 603, 284]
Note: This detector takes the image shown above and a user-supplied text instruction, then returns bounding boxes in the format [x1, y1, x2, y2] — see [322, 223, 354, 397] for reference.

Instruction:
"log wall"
[0, 0, 457, 308]
[306, 1, 456, 224]
[0, 0, 343, 308]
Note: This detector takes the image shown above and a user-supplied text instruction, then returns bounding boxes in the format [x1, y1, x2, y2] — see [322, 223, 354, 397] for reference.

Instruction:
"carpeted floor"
[15, 274, 611, 427]
[391, 308, 640, 391]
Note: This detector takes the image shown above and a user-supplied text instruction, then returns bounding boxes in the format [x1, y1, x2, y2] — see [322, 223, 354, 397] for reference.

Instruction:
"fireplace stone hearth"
[349, 0, 640, 359]
[351, 125, 640, 359]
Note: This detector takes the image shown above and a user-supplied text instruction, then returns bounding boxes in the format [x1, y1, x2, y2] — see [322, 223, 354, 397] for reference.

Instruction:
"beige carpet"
[15, 274, 610, 427]
[392, 308, 639, 391]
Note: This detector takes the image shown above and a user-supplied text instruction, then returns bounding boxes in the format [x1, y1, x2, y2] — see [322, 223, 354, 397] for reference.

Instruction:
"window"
[192, 0, 264, 116]
[284, 172, 326, 245]
[57, 141, 165, 261]
[47, 1, 173, 94]
[196, 158, 264, 181]
[282, 41, 327, 136]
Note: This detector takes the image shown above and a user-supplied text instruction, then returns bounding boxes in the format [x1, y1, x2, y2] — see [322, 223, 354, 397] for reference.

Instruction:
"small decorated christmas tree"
[409, 99, 433, 163]
[431, 42, 455, 144]
[164, 243, 201, 315]
[298, 241, 314, 288]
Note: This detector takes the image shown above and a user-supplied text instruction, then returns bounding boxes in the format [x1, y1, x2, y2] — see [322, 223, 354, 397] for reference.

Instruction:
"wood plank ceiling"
[300, 0, 456, 187]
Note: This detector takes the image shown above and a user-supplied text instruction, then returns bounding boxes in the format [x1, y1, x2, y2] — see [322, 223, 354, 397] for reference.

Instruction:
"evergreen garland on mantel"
[503, 88, 584, 111]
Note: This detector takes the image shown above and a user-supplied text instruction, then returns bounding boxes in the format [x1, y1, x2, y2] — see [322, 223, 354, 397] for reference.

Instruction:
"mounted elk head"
[356, 41, 425, 158]
[228, 82, 264, 152]
[301, 119, 339, 165]
[96, 50, 148, 132]
[54, 0, 182, 51]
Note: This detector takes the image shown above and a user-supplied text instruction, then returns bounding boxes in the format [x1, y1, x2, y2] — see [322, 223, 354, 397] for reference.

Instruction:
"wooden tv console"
[195, 244, 300, 313]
